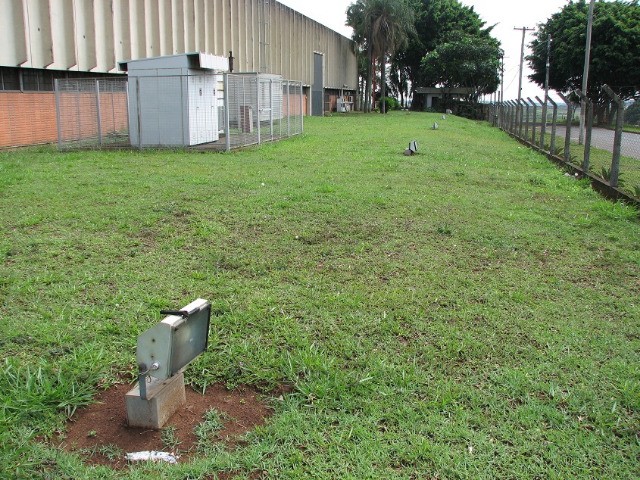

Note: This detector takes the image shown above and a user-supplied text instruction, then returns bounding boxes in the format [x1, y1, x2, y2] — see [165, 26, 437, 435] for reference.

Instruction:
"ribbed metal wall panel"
[0, 0, 28, 66]
[113, 0, 131, 69]
[49, 0, 75, 69]
[158, 0, 172, 56]
[3, 0, 357, 91]
[94, 0, 115, 71]
[129, 0, 145, 60]
[73, 0, 97, 71]
[144, 0, 160, 58]
[23, 0, 53, 68]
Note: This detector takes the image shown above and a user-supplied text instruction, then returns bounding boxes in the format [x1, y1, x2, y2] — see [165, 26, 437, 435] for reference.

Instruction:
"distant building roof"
[416, 87, 475, 95]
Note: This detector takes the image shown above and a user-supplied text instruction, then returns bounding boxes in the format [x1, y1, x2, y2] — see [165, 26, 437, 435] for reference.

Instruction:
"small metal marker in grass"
[404, 140, 418, 156]
[126, 298, 211, 429]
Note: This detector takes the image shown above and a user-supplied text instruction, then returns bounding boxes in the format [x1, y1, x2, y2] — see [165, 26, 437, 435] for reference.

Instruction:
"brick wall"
[0, 90, 128, 148]
[57, 91, 128, 144]
[0, 92, 58, 147]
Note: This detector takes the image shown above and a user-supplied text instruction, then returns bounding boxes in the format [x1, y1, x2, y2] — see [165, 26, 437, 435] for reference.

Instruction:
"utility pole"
[514, 27, 535, 130]
[542, 36, 551, 134]
[579, 0, 596, 145]
[498, 55, 504, 126]
[500, 54, 504, 103]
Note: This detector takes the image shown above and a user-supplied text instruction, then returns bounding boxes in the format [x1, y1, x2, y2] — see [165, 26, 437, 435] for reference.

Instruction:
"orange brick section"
[0, 91, 128, 148]
[0, 92, 58, 147]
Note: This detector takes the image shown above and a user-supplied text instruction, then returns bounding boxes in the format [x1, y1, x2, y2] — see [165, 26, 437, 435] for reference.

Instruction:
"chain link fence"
[55, 78, 129, 149]
[488, 88, 640, 200]
[222, 74, 303, 150]
[56, 73, 303, 152]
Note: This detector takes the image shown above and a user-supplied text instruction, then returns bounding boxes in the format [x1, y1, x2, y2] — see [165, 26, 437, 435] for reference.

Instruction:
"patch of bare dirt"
[57, 382, 288, 470]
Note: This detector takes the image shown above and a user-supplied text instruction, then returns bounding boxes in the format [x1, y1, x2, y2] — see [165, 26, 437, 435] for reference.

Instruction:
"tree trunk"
[365, 34, 373, 113]
[371, 61, 377, 112]
[380, 52, 386, 113]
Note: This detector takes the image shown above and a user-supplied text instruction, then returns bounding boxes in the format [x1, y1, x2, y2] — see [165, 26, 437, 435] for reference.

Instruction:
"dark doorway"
[312, 53, 323, 116]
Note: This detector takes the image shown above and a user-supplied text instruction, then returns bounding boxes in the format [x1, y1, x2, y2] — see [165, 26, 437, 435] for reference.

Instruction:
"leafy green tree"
[421, 33, 502, 103]
[400, 0, 494, 109]
[528, 1, 640, 111]
[348, 0, 416, 112]
[347, 1, 372, 111]
[367, 0, 416, 113]
[389, 60, 410, 107]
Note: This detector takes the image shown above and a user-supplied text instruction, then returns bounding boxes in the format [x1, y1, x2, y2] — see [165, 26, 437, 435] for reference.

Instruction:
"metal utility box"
[136, 298, 211, 381]
[120, 53, 228, 147]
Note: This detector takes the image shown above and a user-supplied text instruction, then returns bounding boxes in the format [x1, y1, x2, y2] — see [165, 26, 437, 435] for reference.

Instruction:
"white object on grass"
[125, 451, 178, 464]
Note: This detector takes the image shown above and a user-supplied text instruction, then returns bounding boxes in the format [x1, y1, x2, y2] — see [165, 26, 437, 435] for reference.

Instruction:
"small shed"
[415, 87, 475, 110]
[119, 53, 229, 147]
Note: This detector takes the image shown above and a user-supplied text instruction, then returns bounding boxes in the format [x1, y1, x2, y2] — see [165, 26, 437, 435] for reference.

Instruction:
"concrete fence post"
[547, 96, 558, 156]
[527, 97, 537, 145]
[520, 99, 528, 139]
[510, 101, 517, 133]
[557, 92, 573, 163]
[602, 84, 623, 188]
[576, 89, 592, 173]
[536, 95, 546, 150]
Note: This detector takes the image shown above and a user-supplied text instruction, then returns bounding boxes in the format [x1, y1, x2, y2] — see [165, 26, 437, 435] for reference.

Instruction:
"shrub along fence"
[487, 86, 640, 203]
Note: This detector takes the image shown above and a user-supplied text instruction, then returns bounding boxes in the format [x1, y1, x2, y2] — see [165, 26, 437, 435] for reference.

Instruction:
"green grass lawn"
[1, 112, 639, 479]
[520, 125, 640, 195]
[556, 137, 640, 195]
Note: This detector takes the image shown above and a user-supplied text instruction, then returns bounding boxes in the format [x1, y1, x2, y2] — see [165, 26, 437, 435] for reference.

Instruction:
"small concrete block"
[125, 373, 186, 429]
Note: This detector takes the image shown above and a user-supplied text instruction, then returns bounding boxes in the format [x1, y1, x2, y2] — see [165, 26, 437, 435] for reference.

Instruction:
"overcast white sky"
[277, 0, 573, 101]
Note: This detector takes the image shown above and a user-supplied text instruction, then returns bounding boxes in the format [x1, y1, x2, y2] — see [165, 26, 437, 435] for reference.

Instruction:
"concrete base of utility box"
[125, 373, 186, 429]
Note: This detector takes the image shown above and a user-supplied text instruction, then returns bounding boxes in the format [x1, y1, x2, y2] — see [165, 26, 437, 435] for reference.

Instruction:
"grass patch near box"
[1, 112, 639, 479]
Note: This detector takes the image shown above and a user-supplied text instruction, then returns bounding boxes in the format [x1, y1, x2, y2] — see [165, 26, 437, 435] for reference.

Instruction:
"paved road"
[553, 126, 640, 160]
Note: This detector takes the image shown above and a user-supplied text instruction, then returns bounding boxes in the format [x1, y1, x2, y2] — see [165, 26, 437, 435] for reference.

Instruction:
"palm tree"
[348, 0, 415, 113]
[347, 1, 372, 112]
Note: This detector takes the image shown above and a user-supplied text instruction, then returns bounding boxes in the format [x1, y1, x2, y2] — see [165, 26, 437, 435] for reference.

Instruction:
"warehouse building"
[0, 0, 358, 148]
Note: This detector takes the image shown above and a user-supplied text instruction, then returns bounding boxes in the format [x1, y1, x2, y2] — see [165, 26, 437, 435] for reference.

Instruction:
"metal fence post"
[55, 79, 63, 150]
[535, 95, 546, 150]
[224, 74, 231, 152]
[527, 97, 537, 145]
[256, 75, 261, 145]
[269, 79, 273, 140]
[522, 99, 529, 140]
[557, 93, 573, 163]
[135, 78, 142, 149]
[584, 98, 593, 173]
[576, 89, 592, 173]
[516, 99, 521, 137]
[547, 96, 558, 156]
[95, 79, 102, 147]
[602, 84, 623, 188]
[286, 81, 291, 137]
